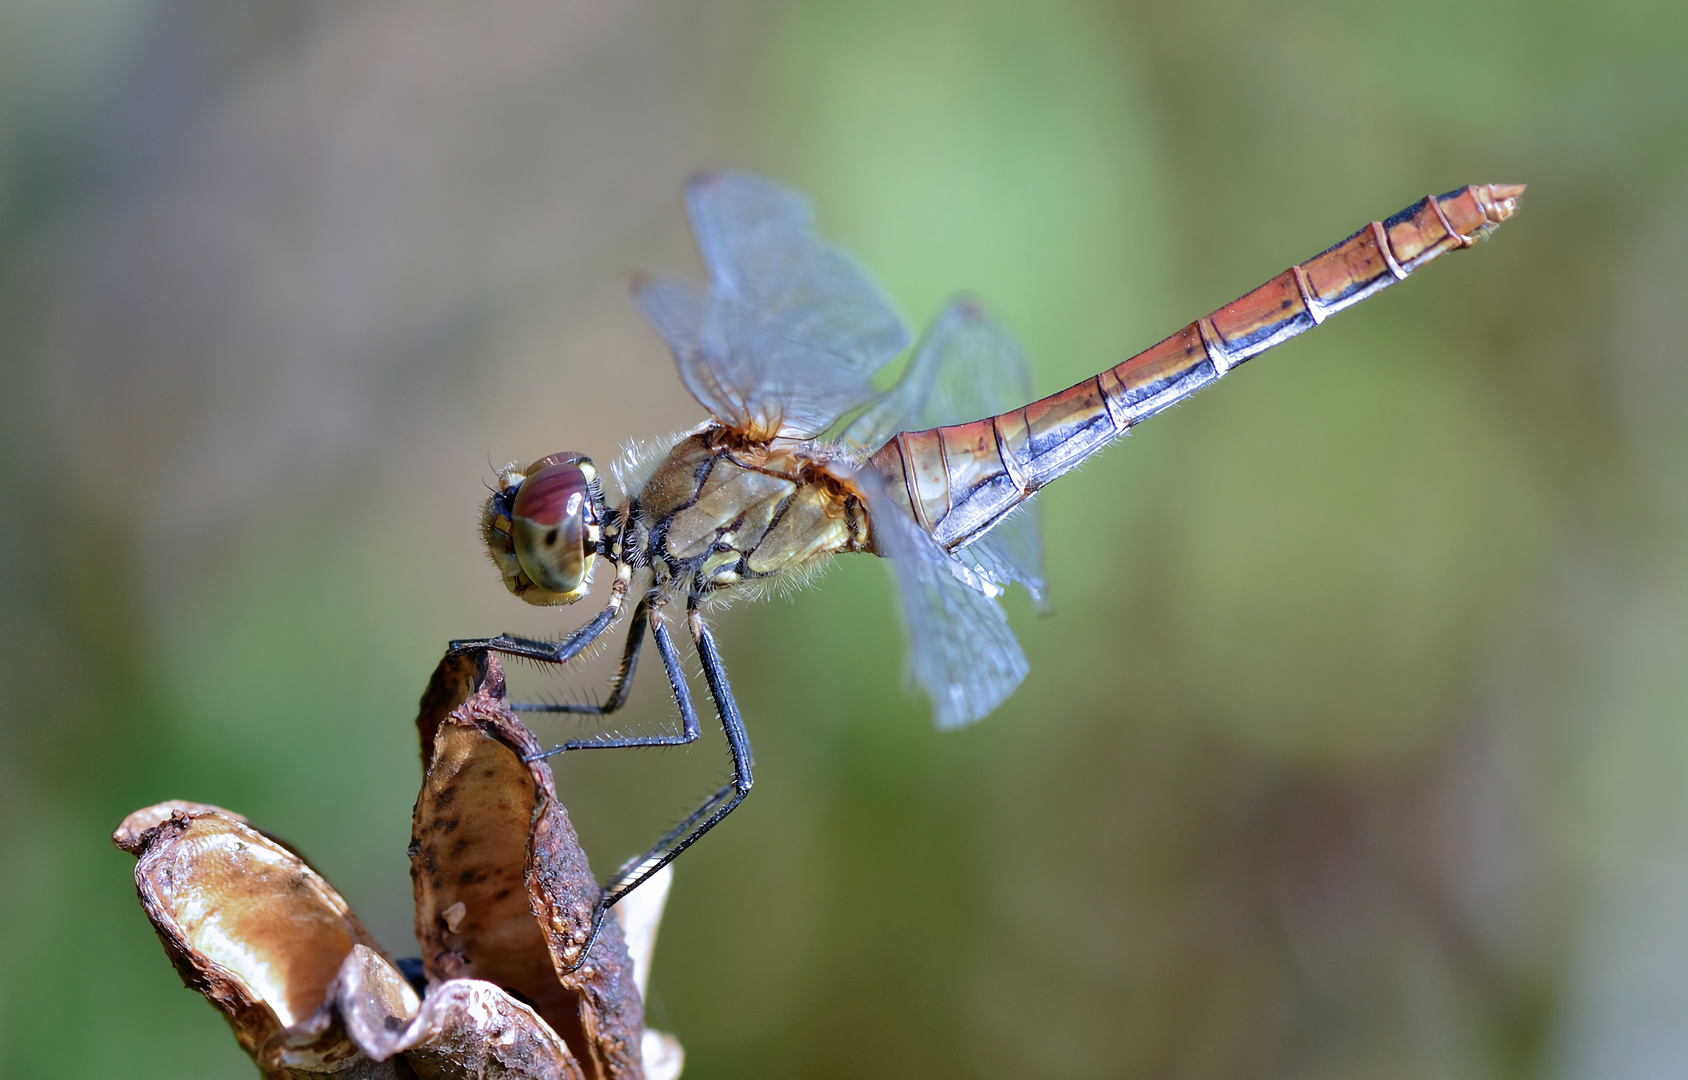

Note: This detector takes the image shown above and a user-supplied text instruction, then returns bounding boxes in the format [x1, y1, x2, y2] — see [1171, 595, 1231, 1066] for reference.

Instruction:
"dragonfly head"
[481, 453, 603, 606]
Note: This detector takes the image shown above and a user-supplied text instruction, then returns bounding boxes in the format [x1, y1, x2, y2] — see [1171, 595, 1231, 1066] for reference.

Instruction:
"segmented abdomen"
[867, 183, 1524, 551]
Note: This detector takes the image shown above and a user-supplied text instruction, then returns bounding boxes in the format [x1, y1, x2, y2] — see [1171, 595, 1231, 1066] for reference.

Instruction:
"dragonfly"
[450, 171, 1523, 956]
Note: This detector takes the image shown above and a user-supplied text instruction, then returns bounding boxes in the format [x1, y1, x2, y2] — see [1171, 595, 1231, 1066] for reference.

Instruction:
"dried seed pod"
[411, 653, 646, 1080]
[116, 803, 599, 1079]
[115, 802, 389, 1074]
[274, 944, 585, 1079]
[118, 649, 680, 1080]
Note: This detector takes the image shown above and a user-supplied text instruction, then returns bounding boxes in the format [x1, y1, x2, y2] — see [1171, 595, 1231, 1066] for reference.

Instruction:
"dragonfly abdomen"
[867, 183, 1524, 553]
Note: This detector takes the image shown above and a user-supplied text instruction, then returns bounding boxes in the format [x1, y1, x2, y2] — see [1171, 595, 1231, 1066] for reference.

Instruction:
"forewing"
[705, 303, 889, 437]
[631, 274, 755, 430]
[842, 297, 1033, 449]
[854, 466, 1029, 728]
[672, 171, 910, 436]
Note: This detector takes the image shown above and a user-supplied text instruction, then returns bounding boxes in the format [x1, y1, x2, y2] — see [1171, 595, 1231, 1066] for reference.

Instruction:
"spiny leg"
[523, 604, 702, 758]
[449, 565, 632, 664]
[599, 605, 754, 901]
[513, 595, 651, 717]
[456, 559, 756, 968]
[560, 604, 756, 973]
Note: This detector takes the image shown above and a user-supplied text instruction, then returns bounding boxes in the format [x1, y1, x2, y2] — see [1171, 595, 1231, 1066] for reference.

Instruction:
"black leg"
[598, 607, 754, 903]
[512, 597, 651, 717]
[459, 572, 756, 973]
[556, 607, 756, 974]
[523, 608, 702, 759]
[450, 569, 630, 665]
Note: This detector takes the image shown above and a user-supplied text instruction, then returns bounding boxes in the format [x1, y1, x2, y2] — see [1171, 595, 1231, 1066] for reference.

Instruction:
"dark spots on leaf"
[451, 837, 472, 856]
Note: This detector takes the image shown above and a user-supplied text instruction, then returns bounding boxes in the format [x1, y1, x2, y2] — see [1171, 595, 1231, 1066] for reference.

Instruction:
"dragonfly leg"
[511, 595, 651, 717]
[598, 608, 754, 901]
[552, 606, 755, 974]
[523, 605, 701, 759]
[448, 566, 632, 665]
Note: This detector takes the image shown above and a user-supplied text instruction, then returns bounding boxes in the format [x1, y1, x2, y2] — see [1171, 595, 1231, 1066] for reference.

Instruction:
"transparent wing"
[853, 465, 1029, 729]
[844, 298, 1050, 609]
[630, 272, 722, 403]
[841, 296, 1032, 448]
[634, 171, 910, 438]
[958, 507, 1050, 613]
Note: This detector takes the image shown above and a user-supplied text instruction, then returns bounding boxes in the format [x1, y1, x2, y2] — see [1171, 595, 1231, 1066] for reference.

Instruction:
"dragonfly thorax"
[629, 427, 872, 604]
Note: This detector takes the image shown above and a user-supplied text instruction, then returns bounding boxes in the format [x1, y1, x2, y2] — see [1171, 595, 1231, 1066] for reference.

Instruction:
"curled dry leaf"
[411, 653, 646, 1080]
[115, 801, 391, 1072]
[274, 944, 584, 1079]
[115, 802, 590, 1079]
[116, 651, 683, 1080]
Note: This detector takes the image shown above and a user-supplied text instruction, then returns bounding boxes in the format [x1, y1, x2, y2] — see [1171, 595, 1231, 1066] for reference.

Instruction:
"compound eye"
[509, 459, 597, 598]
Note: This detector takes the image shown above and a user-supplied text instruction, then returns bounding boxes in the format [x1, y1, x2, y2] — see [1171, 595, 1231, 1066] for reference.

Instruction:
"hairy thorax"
[632, 428, 872, 602]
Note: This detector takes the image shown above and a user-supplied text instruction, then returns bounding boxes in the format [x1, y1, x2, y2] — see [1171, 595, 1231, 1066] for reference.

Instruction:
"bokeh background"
[3, 1, 1686, 1077]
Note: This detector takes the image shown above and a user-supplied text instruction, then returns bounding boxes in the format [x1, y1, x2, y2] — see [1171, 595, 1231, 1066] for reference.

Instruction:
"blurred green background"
[3, 1, 1686, 1076]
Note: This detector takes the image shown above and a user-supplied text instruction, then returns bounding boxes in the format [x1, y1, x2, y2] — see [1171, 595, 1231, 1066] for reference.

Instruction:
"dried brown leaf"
[117, 804, 598, 1079]
[273, 944, 586, 1079]
[411, 653, 646, 1080]
[412, 695, 583, 1034]
[118, 649, 677, 1080]
[115, 803, 391, 1077]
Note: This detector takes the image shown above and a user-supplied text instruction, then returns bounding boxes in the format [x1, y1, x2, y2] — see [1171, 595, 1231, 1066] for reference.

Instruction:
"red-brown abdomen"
[868, 183, 1524, 550]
